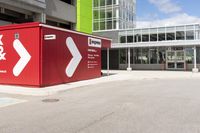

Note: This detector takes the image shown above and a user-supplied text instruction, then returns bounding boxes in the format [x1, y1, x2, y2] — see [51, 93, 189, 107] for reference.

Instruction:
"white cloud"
[148, 0, 182, 14]
[137, 13, 200, 28]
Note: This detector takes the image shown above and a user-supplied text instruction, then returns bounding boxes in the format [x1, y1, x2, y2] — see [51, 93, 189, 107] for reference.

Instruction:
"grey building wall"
[45, 0, 76, 23]
[0, 0, 45, 13]
[0, 0, 76, 28]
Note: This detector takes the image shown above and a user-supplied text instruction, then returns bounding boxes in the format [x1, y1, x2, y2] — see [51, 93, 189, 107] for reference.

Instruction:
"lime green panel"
[77, 0, 92, 34]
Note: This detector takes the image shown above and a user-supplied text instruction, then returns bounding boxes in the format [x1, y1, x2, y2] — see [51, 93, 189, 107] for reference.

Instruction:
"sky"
[136, 0, 200, 28]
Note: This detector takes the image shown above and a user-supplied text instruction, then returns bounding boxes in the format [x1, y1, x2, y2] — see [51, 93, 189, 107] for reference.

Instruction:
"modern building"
[113, 24, 200, 72]
[92, 0, 200, 72]
[0, 0, 199, 72]
[93, 0, 136, 41]
[92, 0, 137, 70]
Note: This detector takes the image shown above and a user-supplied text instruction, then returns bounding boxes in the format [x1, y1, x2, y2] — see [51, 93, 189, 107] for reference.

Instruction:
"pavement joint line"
[75, 112, 115, 133]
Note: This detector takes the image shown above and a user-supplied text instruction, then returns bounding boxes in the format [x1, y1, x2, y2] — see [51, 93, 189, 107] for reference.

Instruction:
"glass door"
[166, 51, 176, 69]
[166, 50, 185, 70]
[176, 50, 185, 69]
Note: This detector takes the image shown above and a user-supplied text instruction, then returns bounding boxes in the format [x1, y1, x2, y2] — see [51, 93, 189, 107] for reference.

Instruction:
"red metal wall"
[0, 23, 110, 87]
[0, 24, 41, 86]
[41, 27, 102, 86]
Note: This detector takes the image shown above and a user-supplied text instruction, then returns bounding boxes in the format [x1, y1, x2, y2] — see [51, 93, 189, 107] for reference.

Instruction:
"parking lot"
[1, 71, 200, 133]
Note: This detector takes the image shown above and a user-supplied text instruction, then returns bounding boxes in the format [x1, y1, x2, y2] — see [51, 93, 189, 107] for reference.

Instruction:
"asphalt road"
[1, 77, 200, 133]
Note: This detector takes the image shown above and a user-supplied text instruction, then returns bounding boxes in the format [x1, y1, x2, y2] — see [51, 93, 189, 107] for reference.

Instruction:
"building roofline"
[118, 23, 200, 32]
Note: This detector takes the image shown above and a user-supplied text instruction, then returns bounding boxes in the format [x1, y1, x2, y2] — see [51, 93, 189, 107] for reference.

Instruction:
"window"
[197, 47, 200, 64]
[120, 49, 127, 64]
[113, 20, 117, 29]
[167, 33, 175, 40]
[150, 34, 157, 41]
[100, 21, 105, 30]
[93, 22, 99, 30]
[158, 48, 166, 64]
[158, 33, 165, 41]
[176, 31, 185, 40]
[186, 31, 194, 40]
[185, 48, 194, 64]
[106, 10, 112, 19]
[134, 48, 142, 64]
[127, 36, 133, 43]
[120, 36, 126, 43]
[106, 0, 112, 5]
[100, 10, 105, 19]
[93, 10, 99, 19]
[142, 34, 149, 42]
[100, 0, 105, 6]
[141, 48, 149, 64]
[134, 34, 141, 42]
[106, 21, 112, 29]
[94, 0, 99, 7]
[150, 48, 157, 64]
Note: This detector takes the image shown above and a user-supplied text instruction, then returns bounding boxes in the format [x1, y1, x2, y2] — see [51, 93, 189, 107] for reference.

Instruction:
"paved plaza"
[0, 71, 200, 133]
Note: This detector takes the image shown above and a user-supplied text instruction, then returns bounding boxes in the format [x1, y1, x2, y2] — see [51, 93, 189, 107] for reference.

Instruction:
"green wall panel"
[77, 0, 92, 34]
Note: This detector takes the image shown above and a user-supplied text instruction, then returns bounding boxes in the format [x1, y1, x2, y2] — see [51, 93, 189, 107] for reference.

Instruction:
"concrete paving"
[0, 71, 200, 132]
[0, 70, 200, 96]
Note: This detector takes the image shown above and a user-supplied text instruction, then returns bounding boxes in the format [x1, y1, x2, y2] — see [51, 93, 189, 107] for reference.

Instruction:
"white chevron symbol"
[66, 37, 82, 77]
[13, 39, 31, 77]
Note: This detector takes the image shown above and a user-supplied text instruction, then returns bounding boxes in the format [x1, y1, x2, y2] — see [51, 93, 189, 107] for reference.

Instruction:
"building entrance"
[166, 50, 185, 70]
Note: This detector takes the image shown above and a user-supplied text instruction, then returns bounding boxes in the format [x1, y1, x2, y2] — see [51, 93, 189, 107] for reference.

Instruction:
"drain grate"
[42, 98, 59, 103]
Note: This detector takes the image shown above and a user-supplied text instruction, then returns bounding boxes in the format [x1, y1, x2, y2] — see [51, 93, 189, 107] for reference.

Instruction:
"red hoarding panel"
[41, 27, 102, 86]
[0, 25, 41, 86]
[0, 22, 111, 87]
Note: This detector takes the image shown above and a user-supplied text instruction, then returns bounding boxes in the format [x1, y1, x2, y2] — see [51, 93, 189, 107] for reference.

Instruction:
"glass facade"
[119, 24, 200, 43]
[119, 46, 200, 71]
[93, 0, 136, 31]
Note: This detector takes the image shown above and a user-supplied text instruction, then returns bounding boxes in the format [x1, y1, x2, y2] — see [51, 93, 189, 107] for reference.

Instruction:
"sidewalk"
[0, 71, 130, 96]
[0, 70, 200, 96]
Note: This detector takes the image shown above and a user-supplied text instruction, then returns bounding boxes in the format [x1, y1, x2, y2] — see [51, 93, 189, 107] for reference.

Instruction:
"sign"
[88, 37, 101, 48]
[65, 37, 82, 77]
[13, 39, 31, 77]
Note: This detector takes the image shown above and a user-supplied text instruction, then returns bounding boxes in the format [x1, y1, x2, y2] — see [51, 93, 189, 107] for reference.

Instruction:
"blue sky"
[136, 0, 200, 27]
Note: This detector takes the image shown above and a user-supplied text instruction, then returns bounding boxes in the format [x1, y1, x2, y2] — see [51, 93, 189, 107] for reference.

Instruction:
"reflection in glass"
[167, 33, 175, 40]
[176, 31, 185, 40]
[141, 48, 149, 64]
[150, 48, 157, 64]
[120, 36, 126, 43]
[197, 47, 200, 64]
[186, 31, 194, 40]
[185, 48, 193, 64]
[134, 34, 141, 42]
[142, 34, 149, 42]
[100, 21, 105, 30]
[107, 20, 112, 29]
[120, 49, 127, 64]
[150, 34, 157, 41]
[127, 36, 133, 43]
[134, 48, 141, 64]
[158, 33, 165, 41]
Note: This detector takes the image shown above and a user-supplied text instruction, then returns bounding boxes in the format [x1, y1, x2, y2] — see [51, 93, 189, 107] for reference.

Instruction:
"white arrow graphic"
[0, 35, 3, 45]
[66, 37, 82, 77]
[13, 39, 31, 77]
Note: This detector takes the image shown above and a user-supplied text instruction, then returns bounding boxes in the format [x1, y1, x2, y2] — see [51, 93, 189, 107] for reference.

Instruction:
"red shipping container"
[0, 22, 111, 87]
